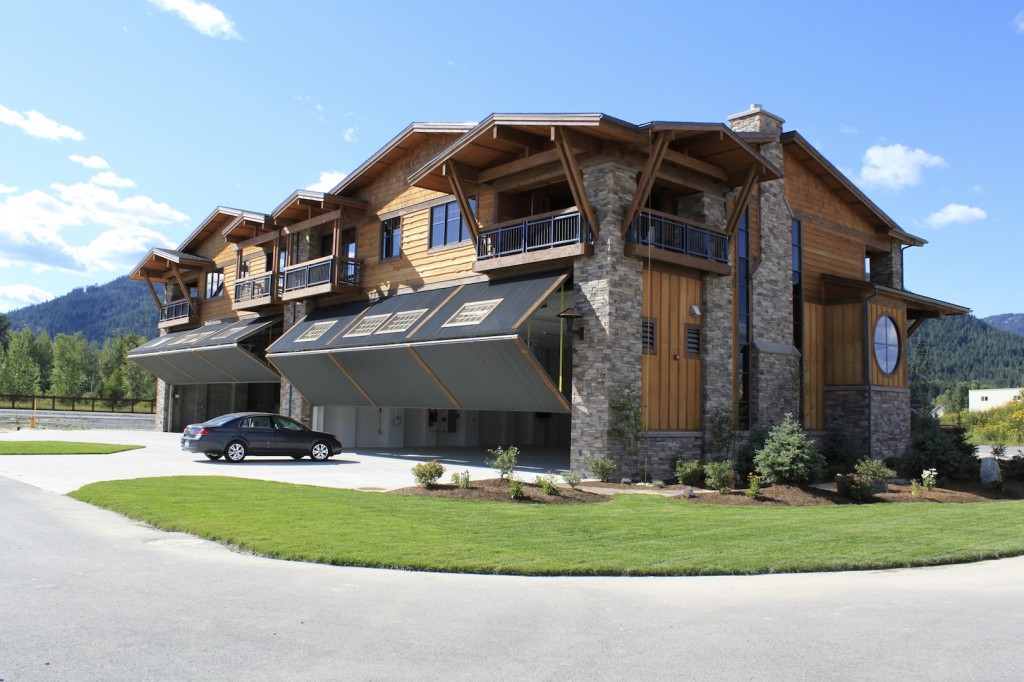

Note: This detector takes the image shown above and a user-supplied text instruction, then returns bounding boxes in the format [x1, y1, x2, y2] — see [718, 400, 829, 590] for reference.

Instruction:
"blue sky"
[1, 0, 1021, 317]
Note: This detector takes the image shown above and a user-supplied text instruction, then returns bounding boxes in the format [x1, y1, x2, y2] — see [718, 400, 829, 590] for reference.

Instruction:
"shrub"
[535, 473, 560, 496]
[703, 460, 733, 493]
[854, 458, 896, 482]
[411, 460, 445, 487]
[674, 459, 704, 486]
[486, 445, 519, 480]
[451, 470, 471, 489]
[835, 473, 876, 502]
[590, 457, 615, 482]
[745, 474, 761, 498]
[508, 476, 524, 499]
[898, 413, 976, 481]
[818, 428, 860, 477]
[562, 470, 584, 489]
[754, 414, 825, 485]
[734, 422, 771, 483]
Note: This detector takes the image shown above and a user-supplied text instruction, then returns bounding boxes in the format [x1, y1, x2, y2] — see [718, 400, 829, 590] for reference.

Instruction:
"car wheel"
[310, 441, 331, 461]
[290, 454, 304, 460]
[205, 453, 222, 461]
[224, 441, 247, 462]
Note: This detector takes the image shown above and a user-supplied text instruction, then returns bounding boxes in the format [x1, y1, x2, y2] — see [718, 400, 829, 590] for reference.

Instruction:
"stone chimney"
[727, 103, 785, 135]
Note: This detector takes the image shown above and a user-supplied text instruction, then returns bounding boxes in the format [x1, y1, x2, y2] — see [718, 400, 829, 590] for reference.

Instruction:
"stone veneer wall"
[570, 161, 643, 478]
[279, 231, 316, 426]
[868, 241, 903, 290]
[729, 106, 800, 427]
[870, 387, 910, 460]
[154, 378, 169, 431]
[642, 433, 704, 477]
[824, 387, 870, 456]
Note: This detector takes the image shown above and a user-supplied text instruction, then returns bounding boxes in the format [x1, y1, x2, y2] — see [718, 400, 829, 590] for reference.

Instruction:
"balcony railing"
[233, 273, 274, 303]
[160, 299, 197, 323]
[281, 256, 363, 295]
[477, 208, 588, 260]
[628, 210, 729, 264]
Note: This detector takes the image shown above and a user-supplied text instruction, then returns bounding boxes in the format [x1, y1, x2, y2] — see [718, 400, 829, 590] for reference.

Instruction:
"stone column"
[570, 161, 642, 479]
[279, 233, 316, 426]
[869, 240, 904, 289]
[728, 104, 800, 427]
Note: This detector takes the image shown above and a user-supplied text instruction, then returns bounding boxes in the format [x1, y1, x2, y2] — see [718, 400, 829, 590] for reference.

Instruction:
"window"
[376, 309, 427, 334]
[345, 313, 391, 337]
[380, 217, 401, 260]
[205, 269, 224, 299]
[873, 315, 900, 375]
[296, 321, 335, 343]
[430, 198, 476, 248]
[239, 259, 250, 279]
[442, 299, 501, 327]
[642, 318, 656, 354]
[685, 325, 701, 357]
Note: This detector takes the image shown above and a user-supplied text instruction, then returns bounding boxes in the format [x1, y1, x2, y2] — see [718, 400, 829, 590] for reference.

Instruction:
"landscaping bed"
[392, 477, 608, 504]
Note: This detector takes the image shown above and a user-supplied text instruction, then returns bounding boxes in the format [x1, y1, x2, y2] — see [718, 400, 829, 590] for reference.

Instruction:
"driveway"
[0, 428, 567, 494]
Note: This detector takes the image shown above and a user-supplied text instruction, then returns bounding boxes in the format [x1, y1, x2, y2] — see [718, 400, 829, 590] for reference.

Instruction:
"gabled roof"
[270, 189, 367, 226]
[782, 131, 926, 247]
[330, 122, 477, 196]
[178, 206, 246, 253]
[129, 248, 215, 282]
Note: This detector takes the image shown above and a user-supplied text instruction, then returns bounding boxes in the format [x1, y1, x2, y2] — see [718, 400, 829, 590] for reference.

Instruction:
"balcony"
[474, 208, 593, 273]
[233, 273, 277, 311]
[625, 209, 731, 275]
[158, 299, 199, 330]
[280, 256, 362, 302]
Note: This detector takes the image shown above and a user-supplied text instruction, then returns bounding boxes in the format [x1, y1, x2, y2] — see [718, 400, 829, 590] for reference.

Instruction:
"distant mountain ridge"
[6, 276, 160, 344]
[983, 313, 1024, 337]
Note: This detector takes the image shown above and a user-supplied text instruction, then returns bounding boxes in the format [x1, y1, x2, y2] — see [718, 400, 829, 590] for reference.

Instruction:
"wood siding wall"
[824, 301, 865, 386]
[802, 301, 825, 430]
[641, 264, 702, 431]
[869, 299, 907, 388]
[194, 231, 236, 323]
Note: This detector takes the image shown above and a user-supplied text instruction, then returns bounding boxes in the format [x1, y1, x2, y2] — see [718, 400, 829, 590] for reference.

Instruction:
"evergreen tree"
[98, 334, 154, 400]
[50, 333, 93, 396]
[0, 312, 10, 351]
[0, 328, 41, 394]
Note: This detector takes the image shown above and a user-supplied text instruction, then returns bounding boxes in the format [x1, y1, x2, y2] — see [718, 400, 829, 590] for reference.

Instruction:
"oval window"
[873, 315, 899, 375]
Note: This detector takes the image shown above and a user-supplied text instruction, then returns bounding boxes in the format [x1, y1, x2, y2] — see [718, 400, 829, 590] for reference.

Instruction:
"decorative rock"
[979, 456, 1002, 485]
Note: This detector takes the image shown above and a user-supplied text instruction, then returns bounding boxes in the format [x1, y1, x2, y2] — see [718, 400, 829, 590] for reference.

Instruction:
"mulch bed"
[391, 477, 1024, 506]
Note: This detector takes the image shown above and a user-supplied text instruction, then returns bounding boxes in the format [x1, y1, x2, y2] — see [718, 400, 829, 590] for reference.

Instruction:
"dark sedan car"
[181, 412, 343, 462]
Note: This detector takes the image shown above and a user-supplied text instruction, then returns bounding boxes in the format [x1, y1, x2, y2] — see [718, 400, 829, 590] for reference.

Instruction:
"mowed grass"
[0, 441, 143, 455]
[70, 476, 1024, 576]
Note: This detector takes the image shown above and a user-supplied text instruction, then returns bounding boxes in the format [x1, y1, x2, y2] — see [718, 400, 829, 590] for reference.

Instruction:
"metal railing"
[283, 257, 334, 292]
[337, 258, 363, 287]
[477, 209, 588, 260]
[160, 299, 195, 322]
[233, 273, 274, 303]
[628, 210, 729, 264]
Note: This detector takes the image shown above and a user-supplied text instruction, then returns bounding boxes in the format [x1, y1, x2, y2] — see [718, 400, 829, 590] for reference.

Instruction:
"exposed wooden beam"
[477, 148, 562, 183]
[662, 148, 730, 182]
[620, 131, 672, 238]
[277, 208, 344, 234]
[445, 160, 480, 242]
[493, 126, 545, 152]
[553, 128, 599, 240]
[169, 264, 199, 319]
[142, 272, 162, 310]
[550, 126, 599, 154]
[442, 160, 480, 184]
[725, 165, 761, 238]
[237, 229, 281, 250]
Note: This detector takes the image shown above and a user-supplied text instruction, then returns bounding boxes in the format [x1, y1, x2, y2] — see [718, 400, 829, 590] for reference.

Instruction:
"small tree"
[486, 445, 519, 480]
[754, 413, 825, 485]
[607, 384, 643, 475]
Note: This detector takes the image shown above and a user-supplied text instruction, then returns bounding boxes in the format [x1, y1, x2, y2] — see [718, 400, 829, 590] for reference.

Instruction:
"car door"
[271, 415, 312, 456]
[238, 415, 276, 454]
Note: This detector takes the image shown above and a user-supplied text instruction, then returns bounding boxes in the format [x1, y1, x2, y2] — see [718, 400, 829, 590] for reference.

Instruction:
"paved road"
[3, 475, 1024, 681]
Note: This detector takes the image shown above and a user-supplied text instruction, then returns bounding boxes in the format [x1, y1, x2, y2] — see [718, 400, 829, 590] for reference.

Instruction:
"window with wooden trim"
[442, 299, 501, 327]
[380, 216, 401, 260]
[685, 325, 701, 357]
[429, 198, 476, 248]
[345, 313, 391, 337]
[642, 318, 656, 354]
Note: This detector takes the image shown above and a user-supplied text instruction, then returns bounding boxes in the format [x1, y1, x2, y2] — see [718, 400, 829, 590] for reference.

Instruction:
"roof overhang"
[822, 275, 970, 320]
[782, 132, 926, 247]
[270, 189, 367, 227]
[129, 248, 215, 283]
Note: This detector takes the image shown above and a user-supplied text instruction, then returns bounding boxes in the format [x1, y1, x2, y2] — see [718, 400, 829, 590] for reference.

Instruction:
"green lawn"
[70, 476, 1024, 576]
[0, 441, 143, 455]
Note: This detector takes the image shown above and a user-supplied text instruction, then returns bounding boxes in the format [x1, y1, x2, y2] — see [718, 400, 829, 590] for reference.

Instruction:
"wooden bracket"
[620, 131, 672, 239]
[553, 127, 599, 240]
[142, 272, 162, 310]
[725, 165, 761, 238]
[444, 160, 480, 242]
[170, 264, 199, 318]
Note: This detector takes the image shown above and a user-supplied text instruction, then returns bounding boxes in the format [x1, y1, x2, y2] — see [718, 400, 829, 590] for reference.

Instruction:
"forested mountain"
[7, 276, 160, 344]
[910, 314, 1024, 405]
[983, 313, 1024, 337]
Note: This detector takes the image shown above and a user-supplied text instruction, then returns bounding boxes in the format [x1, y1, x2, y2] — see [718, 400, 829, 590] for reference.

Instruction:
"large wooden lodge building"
[129, 105, 967, 476]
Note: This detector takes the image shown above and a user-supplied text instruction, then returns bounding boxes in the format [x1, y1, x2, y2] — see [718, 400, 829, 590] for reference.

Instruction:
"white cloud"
[69, 154, 110, 169]
[972, 184, 983, 193]
[0, 104, 83, 141]
[859, 144, 946, 190]
[306, 171, 347, 192]
[90, 171, 136, 188]
[0, 284, 54, 313]
[148, 0, 240, 40]
[343, 127, 357, 142]
[925, 203, 987, 228]
[839, 123, 858, 135]
[1014, 10, 1024, 33]
[0, 183, 17, 194]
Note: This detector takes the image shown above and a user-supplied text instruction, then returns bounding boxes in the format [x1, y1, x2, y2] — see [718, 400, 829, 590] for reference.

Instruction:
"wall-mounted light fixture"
[557, 306, 585, 341]
[690, 305, 701, 317]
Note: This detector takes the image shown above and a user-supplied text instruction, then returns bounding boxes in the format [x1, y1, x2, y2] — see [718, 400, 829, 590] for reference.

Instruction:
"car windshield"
[273, 416, 306, 431]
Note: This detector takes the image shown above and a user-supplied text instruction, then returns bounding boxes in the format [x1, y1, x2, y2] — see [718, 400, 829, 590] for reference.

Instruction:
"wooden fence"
[0, 394, 156, 414]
